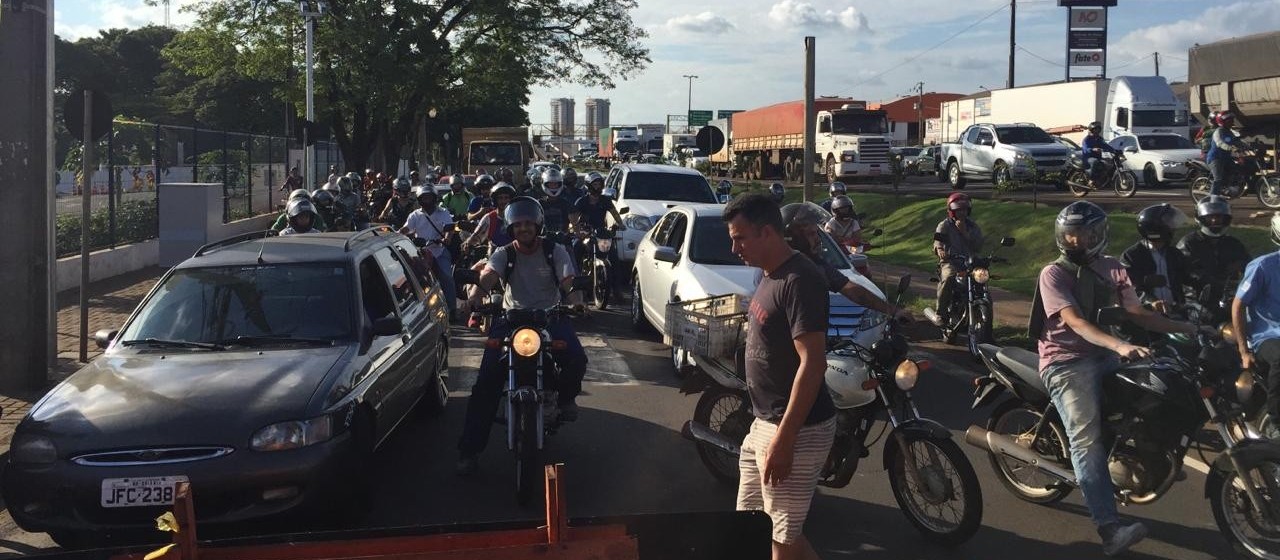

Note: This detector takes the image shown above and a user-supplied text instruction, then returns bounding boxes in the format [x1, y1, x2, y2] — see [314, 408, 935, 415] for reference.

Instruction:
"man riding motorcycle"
[571, 173, 626, 295]
[820, 181, 847, 212]
[540, 169, 576, 236]
[462, 183, 518, 329]
[782, 202, 911, 323]
[1120, 203, 1190, 313]
[457, 197, 587, 475]
[467, 176, 496, 222]
[933, 193, 984, 327]
[1177, 195, 1251, 306]
[1032, 200, 1197, 556]
[1083, 121, 1121, 188]
[1207, 112, 1251, 196]
[401, 185, 459, 318]
[279, 199, 321, 235]
[335, 175, 366, 230]
[1232, 212, 1280, 439]
[823, 195, 863, 251]
[378, 177, 416, 229]
[271, 189, 327, 232]
[562, 167, 582, 200]
[443, 174, 476, 220]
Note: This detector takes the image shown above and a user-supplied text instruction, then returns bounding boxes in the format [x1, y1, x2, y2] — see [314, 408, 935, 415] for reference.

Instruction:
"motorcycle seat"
[996, 347, 1049, 397]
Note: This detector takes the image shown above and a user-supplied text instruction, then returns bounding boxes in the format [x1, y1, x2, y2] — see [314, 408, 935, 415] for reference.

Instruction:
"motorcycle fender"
[1205, 439, 1280, 498]
[971, 377, 1006, 410]
[678, 367, 714, 395]
[881, 418, 952, 471]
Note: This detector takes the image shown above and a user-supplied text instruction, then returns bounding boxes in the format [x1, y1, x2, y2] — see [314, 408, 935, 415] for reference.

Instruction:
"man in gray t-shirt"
[455, 197, 588, 477]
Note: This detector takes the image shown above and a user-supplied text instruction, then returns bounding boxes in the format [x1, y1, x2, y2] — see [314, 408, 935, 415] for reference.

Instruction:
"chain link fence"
[56, 120, 340, 258]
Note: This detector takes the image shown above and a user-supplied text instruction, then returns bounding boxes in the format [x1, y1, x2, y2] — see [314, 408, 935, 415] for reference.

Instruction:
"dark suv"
[4, 228, 450, 546]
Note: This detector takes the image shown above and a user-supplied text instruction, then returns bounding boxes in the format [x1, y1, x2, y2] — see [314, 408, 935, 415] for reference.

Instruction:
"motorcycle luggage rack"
[192, 230, 277, 258]
[344, 225, 398, 251]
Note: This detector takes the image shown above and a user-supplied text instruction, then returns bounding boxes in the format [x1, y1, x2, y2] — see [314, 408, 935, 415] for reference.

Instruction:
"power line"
[853, 4, 1009, 87]
[1110, 53, 1154, 70]
[1017, 45, 1063, 67]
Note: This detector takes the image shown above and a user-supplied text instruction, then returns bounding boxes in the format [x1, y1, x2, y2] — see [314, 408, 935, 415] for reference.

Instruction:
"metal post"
[916, 81, 925, 146]
[1154, 52, 1160, 76]
[107, 128, 116, 248]
[222, 130, 230, 222]
[267, 137, 274, 210]
[1007, 0, 1016, 89]
[304, 14, 315, 190]
[682, 75, 697, 134]
[191, 123, 198, 182]
[803, 36, 816, 202]
[79, 90, 93, 363]
[153, 124, 161, 227]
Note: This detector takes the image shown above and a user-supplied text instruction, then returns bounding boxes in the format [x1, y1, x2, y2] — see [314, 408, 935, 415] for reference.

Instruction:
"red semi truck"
[728, 98, 892, 182]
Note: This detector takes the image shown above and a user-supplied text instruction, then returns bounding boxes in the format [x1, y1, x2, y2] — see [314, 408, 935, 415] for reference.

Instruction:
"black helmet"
[475, 174, 496, 190]
[394, 177, 412, 193]
[1055, 201, 1109, 266]
[780, 202, 831, 229]
[336, 175, 354, 193]
[769, 182, 785, 202]
[491, 182, 517, 201]
[717, 180, 733, 195]
[312, 189, 336, 207]
[503, 196, 545, 237]
[562, 167, 578, 186]
[829, 182, 847, 196]
[1136, 203, 1186, 242]
[1087, 121, 1103, 134]
[1195, 195, 1232, 237]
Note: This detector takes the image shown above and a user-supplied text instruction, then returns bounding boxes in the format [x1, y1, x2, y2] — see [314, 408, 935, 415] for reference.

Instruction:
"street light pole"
[299, 1, 327, 189]
[682, 74, 698, 133]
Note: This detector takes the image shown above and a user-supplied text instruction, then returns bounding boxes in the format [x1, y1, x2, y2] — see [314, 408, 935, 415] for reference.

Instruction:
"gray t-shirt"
[933, 218, 984, 260]
[484, 240, 575, 310]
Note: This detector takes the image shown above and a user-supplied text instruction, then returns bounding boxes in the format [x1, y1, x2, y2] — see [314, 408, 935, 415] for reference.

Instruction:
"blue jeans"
[1041, 353, 1122, 528]
[457, 318, 587, 455]
[1087, 158, 1109, 185]
[1209, 157, 1228, 196]
[432, 249, 456, 316]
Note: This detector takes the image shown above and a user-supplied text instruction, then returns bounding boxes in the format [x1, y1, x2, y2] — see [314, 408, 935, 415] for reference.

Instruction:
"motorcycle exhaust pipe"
[682, 420, 742, 457]
[964, 426, 1077, 485]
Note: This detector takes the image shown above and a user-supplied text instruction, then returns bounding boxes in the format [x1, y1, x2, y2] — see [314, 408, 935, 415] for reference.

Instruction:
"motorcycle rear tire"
[693, 387, 752, 485]
[1208, 451, 1280, 560]
[514, 403, 541, 506]
[1257, 176, 1280, 209]
[886, 435, 983, 546]
[1066, 170, 1091, 198]
[986, 400, 1073, 504]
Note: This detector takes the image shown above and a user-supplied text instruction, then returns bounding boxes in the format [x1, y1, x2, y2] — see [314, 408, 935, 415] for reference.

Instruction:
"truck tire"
[948, 161, 967, 190]
[826, 156, 839, 183]
[992, 162, 1011, 190]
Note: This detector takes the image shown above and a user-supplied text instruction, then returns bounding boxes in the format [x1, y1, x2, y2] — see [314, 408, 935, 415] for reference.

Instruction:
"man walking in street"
[723, 193, 834, 560]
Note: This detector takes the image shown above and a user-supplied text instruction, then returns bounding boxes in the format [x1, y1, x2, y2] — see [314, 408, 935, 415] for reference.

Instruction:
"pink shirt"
[1036, 256, 1139, 371]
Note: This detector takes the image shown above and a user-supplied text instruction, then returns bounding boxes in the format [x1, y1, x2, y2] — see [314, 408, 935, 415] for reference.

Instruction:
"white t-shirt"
[403, 207, 454, 257]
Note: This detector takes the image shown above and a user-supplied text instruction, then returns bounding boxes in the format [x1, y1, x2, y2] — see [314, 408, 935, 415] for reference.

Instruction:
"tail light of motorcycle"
[551, 340, 567, 350]
[916, 359, 932, 372]
[1200, 386, 1216, 399]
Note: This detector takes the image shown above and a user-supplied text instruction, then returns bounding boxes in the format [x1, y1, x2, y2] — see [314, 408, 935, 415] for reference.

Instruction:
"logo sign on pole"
[1069, 7, 1106, 29]
[63, 89, 114, 141]
[716, 110, 743, 119]
[1068, 30, 1107, 50]
[1069, 50, 1107, 67]
[688, 110, 714, 127]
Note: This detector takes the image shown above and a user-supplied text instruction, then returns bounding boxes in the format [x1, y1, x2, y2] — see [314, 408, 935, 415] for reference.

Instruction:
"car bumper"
[4, 433, 352, 534]
[838, 162, 889, 177]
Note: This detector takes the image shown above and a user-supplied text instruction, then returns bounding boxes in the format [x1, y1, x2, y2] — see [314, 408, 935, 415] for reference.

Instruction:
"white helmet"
[824, 350, 876, 408]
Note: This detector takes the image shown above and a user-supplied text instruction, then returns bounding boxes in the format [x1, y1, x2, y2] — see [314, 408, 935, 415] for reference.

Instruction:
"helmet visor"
[1056, 220, 1108, 256]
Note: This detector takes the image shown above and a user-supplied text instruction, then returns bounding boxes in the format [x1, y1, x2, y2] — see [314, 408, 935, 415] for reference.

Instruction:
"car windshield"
[689, 217, 849, 270]
[118, 264, 354, 345]
[995, 126, 1056, 144]
[896, 147, 922, 156]
[1056, 137, 1081, 150]
[832, 113, 889, 134]
[470, 142, 522, 165]
[1138, 135, 1195, 150]
[622, 172, 717, 203]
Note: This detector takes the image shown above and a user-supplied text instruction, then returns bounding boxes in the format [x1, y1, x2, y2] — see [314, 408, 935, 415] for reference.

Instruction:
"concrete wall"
[56, 213, 274, 292]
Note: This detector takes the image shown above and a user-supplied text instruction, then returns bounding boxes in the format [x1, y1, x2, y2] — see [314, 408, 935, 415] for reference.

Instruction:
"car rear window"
[995, 126, 1055, 144]
[622, 172, 716, 203]
[118, 264, 354, 344]
[1139, 135, 1194, 150]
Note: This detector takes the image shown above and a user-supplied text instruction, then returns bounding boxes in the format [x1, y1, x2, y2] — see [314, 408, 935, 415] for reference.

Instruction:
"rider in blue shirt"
[1082, 121, 1120, 188]
[1207, 112, 1245, 196]
[1233, 213, 1280, 438]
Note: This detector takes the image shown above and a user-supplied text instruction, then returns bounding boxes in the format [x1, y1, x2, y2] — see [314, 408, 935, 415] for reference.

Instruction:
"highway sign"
[716, 110, 742, 119]
[688, 110, 713, 127]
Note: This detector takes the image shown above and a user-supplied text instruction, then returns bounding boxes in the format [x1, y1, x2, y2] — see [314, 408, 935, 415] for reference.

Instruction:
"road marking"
[1185, 455, 1211, 475]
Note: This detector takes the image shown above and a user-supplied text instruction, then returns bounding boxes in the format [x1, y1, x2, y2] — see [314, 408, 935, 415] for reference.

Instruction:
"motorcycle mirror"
[870, 228, 884, 237]
[1095, 306, 1127, 327]
[896, 275, 912, 300]
[1000, 237, 1015, 247]
[1143, 274, 1168, 290]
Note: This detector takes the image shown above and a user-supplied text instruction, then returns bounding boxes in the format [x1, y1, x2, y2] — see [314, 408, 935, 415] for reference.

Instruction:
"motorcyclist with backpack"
[271, 189, 327, 232]
[562, 168, 582, 200]
[378, 177, 416, 229]
[456, 197, 587, 476]
[443, 174, 477, 220]
[1232, 213, 1280, 439]
[467, 176, 497, 222]
[823, 195, 863, 251]
[462, 183, 518, 328]
[401, 185, 459, 318]
[1120, 203, 1191, 315]
[932, 192, 984, 327]
[820, 182, 847, 212]
[1032, 200, 1198, 556]
[1177, 195, 1251, 306]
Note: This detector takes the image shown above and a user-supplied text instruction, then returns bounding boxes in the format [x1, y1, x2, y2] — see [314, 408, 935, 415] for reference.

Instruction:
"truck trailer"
[729, 98, 893, 182]
[1188, 31, 1280, 154]
[462, 127, 532, 180]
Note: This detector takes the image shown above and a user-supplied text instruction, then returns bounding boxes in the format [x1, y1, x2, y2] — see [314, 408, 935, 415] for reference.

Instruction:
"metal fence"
[56, 120, 341, 257]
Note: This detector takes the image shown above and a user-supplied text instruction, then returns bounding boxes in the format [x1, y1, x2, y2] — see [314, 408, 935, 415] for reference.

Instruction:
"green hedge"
[56, 200, 158, 258]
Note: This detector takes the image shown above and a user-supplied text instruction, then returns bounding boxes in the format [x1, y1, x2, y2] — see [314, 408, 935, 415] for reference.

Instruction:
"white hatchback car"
[630, 204, 888, 370]
[603, 164, 719, 263]
[1109, 134, 1204, 186]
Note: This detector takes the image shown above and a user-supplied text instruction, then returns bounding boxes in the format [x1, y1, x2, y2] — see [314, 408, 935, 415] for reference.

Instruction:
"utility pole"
[1154, 52, 1160, 76]
[803, 36, 816, 201]
[300, 1, 328, 189]
[916, 82, 925, 145]
[682, 75, 698, 134]
[0, 0, 54, 389]
[1007, 0, 1016, 89]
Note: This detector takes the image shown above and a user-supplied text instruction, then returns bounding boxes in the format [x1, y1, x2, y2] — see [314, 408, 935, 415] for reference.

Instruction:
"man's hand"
[1114, 343, 1151, 362]
[763, 435, 795, 486]
[1242, 350, 1255, 371]
[1151, 300, 1169, 315]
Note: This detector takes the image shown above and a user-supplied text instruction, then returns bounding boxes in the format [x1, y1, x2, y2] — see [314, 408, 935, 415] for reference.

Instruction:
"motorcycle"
[577, 226, 620, 310]
[681, 276, 984, 545]
[923, 236, 1016, 360]
[1188, 152, 1280, 208]
[966, 306, 1280, 560]
[1065, 152, 1138, 198]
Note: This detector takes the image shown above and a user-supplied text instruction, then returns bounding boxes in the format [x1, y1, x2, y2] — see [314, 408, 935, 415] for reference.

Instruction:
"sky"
[54, 0, 1280, 126]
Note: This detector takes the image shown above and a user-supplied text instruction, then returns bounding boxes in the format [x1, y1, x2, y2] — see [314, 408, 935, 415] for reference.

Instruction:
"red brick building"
[871, 92, 966, 145]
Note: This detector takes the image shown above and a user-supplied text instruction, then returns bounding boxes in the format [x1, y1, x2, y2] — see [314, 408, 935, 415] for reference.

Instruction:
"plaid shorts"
[736, 416, 836, 544]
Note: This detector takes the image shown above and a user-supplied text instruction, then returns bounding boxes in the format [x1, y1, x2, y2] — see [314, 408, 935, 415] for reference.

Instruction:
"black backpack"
[500, 238, 561, 291]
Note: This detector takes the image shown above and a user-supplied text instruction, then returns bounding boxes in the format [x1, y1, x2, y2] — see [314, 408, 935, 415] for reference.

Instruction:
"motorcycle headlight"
[11, 435, 57, 465]
[251, 415, 333, 451]
[512, 328, 542, 358]
[894, 360, 921, 391]
[622, 214, 653, 231]
[596, 238, 613, 253]
[1236, 371, 1256, 405]
[971, 268, 990, 284]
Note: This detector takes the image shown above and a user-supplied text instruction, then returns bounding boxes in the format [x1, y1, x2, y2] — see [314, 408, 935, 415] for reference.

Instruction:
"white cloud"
[1110, 0, 1280, 68]
[665, 12, 734, 34]
[767, 0, 869, 31]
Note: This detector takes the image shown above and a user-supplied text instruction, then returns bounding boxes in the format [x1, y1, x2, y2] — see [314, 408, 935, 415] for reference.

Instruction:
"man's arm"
[1125, 301, 1195, 335]
[839, 281, 908, 320]
[1234, 297, 1255, 370]
[1059, 306, 1149, 359]
[763, 330, 827, 486]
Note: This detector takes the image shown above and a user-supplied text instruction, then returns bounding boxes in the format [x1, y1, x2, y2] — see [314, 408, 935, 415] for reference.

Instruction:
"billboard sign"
[1068, 30, 1107, 49]
[1068, 50, 1106, 67]
[1069, 7, 1106, 29]
[688, 110, 714, 127]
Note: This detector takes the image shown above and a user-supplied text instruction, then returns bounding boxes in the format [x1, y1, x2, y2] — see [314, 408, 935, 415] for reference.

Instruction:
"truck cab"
[816, 103, 892, 182]
[941, 123, 1072, 189]
[1104, 76, 1188, 139]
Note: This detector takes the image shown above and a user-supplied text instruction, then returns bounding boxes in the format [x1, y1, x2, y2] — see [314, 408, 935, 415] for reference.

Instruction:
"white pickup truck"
[938, 123, 1073, 190]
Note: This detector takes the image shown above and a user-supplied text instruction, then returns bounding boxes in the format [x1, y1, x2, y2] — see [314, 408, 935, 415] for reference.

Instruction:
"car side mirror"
[1095, 306, 1127, 327]
[1000, 237, 1015, 247]
[654, 246, 680, 264]
[372, 316, 403, 337]
[94, 329, 118, 350]
[1125, 146, 1138, 153]
[1143, 274, 1168, 290]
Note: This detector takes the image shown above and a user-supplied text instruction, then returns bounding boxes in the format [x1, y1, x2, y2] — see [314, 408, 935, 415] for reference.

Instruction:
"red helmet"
[946, 192, 971, 219]
[1216, 112, 1235, 127]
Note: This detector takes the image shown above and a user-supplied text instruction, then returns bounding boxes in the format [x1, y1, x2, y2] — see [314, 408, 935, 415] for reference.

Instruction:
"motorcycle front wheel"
[1066, 170, 1091, 198]
[1208, 453, 1280, 560]
[886, 435, 983, 546]
[987, 400, 1073, 504]
[593, 263, 610, 310]
[1190, 177, 1214, 204]
[693, 387, 753, 484]
[1257, 176, 1280, 209]
[514, 402, 541, 506]
[1115, 171, 1138, 198]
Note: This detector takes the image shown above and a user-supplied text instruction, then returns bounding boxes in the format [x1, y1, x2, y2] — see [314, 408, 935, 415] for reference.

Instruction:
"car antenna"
[256, 235, 268, 264]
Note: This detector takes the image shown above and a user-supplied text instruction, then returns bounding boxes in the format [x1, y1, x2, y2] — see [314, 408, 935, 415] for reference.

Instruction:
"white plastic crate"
[664, 294, 749, 359]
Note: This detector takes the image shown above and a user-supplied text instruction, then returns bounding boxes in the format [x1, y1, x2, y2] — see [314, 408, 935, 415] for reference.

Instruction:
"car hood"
[619, 199, 685, 218]
[678, 263, 762, 300]
[25, 347, 348, 453]
[1142, 148, 1202, 161]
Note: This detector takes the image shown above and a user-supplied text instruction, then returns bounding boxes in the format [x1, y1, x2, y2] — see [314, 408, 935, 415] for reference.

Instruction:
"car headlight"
[622, 214, 653, 231]
[894, 360, 921, 391]
[1160, 160, 1181, 168]
[251, 415, 333, 451]
[11, 435, 57, 465]
[971, 268, 990, 284]
[512, 328, 542, 358]
[1013, 152, 1033, 163]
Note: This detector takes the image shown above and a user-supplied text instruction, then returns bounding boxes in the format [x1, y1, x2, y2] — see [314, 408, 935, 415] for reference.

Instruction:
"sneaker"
[455, 454, 479, 477]
[558, 401, 580, 422]
[1100, 521, 1148, 556]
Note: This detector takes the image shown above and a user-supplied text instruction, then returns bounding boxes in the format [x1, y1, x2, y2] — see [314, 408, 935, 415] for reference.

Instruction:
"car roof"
[616, 163, 704, 176]
[668, 203, 728, 217]
[177, 230, 402, 269]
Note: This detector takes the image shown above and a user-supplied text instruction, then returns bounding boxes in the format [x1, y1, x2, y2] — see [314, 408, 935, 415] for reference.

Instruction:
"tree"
[162, 0, 650, 171]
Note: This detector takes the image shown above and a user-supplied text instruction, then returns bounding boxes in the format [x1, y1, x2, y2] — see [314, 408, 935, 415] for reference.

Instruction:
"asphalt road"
[0, 295, 1243, 559]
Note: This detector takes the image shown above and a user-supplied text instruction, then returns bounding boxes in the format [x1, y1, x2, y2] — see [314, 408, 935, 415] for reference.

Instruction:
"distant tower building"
[585, 98, 610, 140]
[550, 98, 575, 137]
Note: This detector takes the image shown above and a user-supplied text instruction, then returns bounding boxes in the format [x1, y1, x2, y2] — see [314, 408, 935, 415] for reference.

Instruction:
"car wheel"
[1143, 164, 1161, 188]
[630, 274, 653, 332]
[418, 339, 449, 417]
[948, 162, 967, 190]
[992, 162, 1012, 190]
